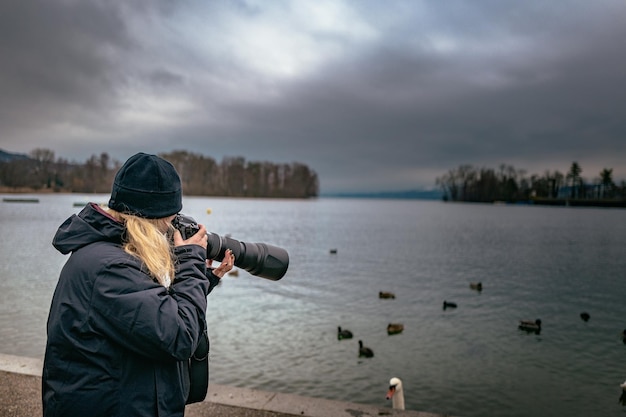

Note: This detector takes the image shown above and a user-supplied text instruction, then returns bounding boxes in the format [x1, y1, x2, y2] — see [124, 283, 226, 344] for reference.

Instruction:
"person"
[42, 152, 234, 417]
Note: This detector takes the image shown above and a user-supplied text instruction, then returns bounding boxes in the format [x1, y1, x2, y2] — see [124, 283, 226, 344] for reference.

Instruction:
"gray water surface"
[1, 194, 625, 417]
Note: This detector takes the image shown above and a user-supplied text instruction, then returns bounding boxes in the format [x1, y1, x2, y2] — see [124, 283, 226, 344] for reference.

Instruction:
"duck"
[621, 329, 626, 345]
[385, 377, 405, 410]
[620, 381, 626, 406]
[580, 312, 590, 322]
[329, 248, 338, 254]
[379, 291, 396, 299]
[337, 326, 353, 340]
[443, 300, 457, 310]
[518, 319, 542, 334]
[469, 282, 483, 291]
[358, 340, 374, 358]
[387, 323, 404, 335]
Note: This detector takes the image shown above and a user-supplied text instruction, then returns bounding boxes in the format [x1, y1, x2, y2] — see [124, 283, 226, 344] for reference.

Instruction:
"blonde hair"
[107, 209, 175, 287]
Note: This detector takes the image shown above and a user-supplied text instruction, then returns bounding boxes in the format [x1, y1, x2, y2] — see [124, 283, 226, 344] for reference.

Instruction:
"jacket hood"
[53, 203, 125, 255]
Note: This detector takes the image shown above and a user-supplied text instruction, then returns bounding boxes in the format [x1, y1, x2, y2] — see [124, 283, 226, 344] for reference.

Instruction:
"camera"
[172, 214, 289, 281]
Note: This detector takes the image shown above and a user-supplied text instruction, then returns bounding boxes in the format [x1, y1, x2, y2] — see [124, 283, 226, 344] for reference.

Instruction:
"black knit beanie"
[108, 152, 182, 218]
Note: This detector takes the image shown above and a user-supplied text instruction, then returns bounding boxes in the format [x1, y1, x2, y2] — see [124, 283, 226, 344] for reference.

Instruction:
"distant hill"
[0, 149, 30, 163]
[322, 189, 443, 200]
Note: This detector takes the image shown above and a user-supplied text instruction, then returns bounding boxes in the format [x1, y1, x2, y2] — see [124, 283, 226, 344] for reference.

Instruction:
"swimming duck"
[387, 323, 404, 335]
[386, 377, 405, 410]
[518, 319, 542, 334]
[379, 291, 396, 299]
[358, 340, 374, 358]
[469, 282, 483, 291]
[620, 381, 626, 406]
[443, 300, 457, 310]
[337, 326, 353, 340]
[580, 312, 590, 322]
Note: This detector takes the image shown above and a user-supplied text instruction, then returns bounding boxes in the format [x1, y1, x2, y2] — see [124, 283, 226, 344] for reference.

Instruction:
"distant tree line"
[436, 162, 626, 204]
[0, 148, 319, 198]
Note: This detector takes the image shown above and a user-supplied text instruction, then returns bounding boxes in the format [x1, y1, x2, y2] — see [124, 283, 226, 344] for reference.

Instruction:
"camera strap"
[186, 323, 209, 404]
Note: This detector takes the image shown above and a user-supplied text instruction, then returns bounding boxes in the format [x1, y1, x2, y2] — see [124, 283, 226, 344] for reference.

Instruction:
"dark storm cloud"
[0, 1, 131, 129]
[1, 0, 625, 192]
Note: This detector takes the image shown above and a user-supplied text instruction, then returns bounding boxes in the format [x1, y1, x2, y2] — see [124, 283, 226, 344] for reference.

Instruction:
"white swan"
[385, 377, 405, 410]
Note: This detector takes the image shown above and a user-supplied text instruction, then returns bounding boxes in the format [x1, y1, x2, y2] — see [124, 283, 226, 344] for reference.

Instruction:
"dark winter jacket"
[42, 203, 218, 417]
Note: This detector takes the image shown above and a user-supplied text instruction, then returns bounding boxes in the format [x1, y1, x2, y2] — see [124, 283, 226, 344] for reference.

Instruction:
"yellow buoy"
[206, 208, 212, 214]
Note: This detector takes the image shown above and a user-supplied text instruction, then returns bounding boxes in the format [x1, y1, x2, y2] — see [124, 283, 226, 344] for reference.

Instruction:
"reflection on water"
[1, 194, 626, 417]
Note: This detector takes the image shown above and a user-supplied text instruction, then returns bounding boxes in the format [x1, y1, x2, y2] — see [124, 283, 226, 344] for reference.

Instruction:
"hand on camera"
[173, 224, 208, 250]
[209, 249, 235, 279]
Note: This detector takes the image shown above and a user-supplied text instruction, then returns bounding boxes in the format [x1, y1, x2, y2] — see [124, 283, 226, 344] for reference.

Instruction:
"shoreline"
[3, 189, 626, 207]
[529, 197, 626, 208]
[0, 353, 444, 417]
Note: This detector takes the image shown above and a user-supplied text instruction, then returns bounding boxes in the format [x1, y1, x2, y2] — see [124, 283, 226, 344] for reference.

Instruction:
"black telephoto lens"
[173, 214, 289, 281]
[206, 233, 289, 281]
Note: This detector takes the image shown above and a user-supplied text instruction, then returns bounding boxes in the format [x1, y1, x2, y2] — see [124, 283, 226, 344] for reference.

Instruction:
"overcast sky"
[1, 0, 625, 193]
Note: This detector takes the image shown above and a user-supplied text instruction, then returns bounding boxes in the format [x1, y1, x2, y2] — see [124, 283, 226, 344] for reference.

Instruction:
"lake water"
[1, 193, 626, 417]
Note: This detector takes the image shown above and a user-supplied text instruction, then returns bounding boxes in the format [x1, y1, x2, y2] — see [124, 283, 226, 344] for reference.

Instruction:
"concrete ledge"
[0, 354, 42, 377]
[0, 353, 443, 417]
